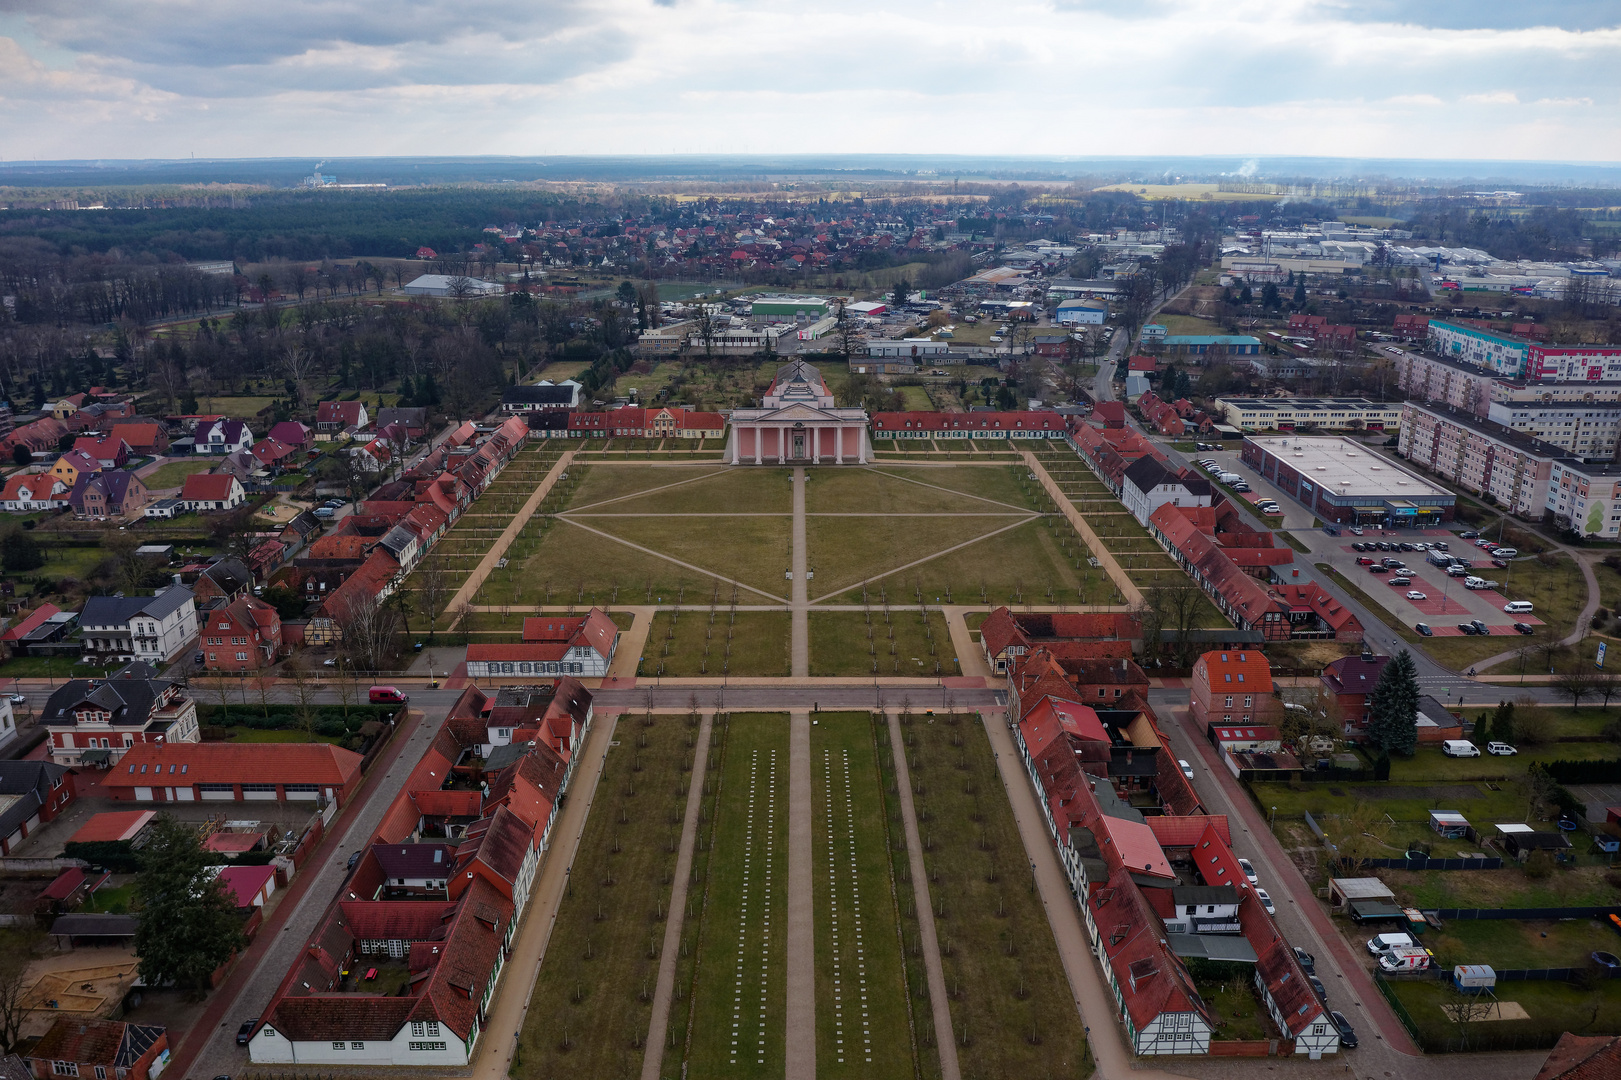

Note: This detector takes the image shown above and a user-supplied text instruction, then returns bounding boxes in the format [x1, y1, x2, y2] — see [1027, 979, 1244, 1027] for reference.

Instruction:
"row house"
[249, 681, 591, 1066]
[42, 661, 200, 767]
[72, 434, 131, 469]
[102, 741, 363, 805]
[0, 760, 76, 855]
[867, 410, 1067, 440]
[566, 405, 726, 439]
[0, 472, 70, 512]
[465, 608, 620, 679]
[1121, 457, 1212, 527]
[979, 607, 1142, 674]
[109, 421, 169, 456]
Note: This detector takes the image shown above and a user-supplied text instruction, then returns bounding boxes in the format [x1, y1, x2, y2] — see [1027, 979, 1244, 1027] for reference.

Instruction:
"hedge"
[1537, 759, 1621, 784]
[63, 840, 141, 872]
[197, 703, 395, 736]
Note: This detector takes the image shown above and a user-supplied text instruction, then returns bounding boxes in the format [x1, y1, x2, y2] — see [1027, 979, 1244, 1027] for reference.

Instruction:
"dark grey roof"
[0, 1053, 31, 1080]
[49, 913, 138, 938]
[1173, 885, 1240, 906]
[283, 510, 322, 537]
[371, 843, 457, 878]
[483, 743, 529, 772]
[80, 586, 193, 627]
[503, 384, 574, 405]
[1122, 456, 1170, 494]
[117, 1026, 167, 1069]
[203, 558, 253, 594]
[377, 407, 427, 428]
[1166, 933, 1258, 962]
[379, 524, 418, 559]
[43, 675, 168, 728]
[0, 761, 68, 838]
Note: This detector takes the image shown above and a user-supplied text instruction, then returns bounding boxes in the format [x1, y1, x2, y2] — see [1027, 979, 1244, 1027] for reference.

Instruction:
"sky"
[1, 0, 1619, 164]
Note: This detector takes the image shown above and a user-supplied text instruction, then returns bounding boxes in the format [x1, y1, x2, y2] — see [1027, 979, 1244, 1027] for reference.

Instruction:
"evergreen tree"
[133, 815, 246, 994]
[1366, 650, 1419, 756]
[1, 531, 43, 572]
[1293, 283, 1308, 306]
[1491, 700, 1515, 745]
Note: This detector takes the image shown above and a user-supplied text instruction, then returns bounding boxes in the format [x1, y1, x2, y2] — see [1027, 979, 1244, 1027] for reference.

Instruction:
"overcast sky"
[1, 0, 1618, 163]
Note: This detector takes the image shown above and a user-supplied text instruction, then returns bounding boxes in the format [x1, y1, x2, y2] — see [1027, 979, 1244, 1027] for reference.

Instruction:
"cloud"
[0, 0, 1619, 160]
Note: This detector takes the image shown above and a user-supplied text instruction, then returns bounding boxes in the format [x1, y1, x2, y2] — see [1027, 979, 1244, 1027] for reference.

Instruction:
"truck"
[1378, 946, 1433, 972]
[1453, 964, 1497, 991]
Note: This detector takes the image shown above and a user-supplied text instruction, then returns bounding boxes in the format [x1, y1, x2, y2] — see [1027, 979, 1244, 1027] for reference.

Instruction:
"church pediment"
[752, 403, 848, 422]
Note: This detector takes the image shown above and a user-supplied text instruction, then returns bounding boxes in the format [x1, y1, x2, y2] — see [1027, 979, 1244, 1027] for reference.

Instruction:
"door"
[792, 432, 806, 459]
[134, 786, 153, 801]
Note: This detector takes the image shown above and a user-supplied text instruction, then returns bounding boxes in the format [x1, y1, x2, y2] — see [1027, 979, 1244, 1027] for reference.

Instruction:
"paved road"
[785, 711, 816, 1080]
[791, 469, 810, 678]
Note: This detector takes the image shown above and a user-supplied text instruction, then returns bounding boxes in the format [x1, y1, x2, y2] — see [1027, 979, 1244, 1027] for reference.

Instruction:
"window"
[351, 1042, 365, 1051]
[1313, 1023, 1327, 1035]
[52, 1064, 78, 1076]
[332, 1043, 345, 1051]
[426, 1022, 439, 1037]
[1224, 695, 1233, 707]
[95, 1069, 106, 1080]
[412, 1022, 425, 1037]
[409, 1042, 447, 1052]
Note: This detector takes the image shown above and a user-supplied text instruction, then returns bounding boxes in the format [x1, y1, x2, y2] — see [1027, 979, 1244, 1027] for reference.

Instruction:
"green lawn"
[643, 610, 791, 678]
[142, 458, 218, 489]
[658, 717, 725, 1076]
[0, 656, 115, 680]
[1424, 917, 1619, 970]
[580, 515, 792, 595]
[581, 468, 792, 515]
[812, 714, 918, 1077]
[511, 517, 778, 607]
[805, 513, 1032, 595]
[817, 519, 1110, 607]
[215, 728, 345, 745]
[566, 464, 730, 509]
[1378, 863, 1621, 909]
[809, 610, 954, 678]
[806, 466, 1036, 514]
[892, 713, 1090, 1078]
[677, 714, 789, 1078]
[517, 715, 691, 1080]
[1384, 974, 1621, 1052]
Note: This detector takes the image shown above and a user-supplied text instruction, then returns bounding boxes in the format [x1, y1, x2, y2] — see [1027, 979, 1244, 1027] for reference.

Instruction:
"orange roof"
[181, 473, 239, 501]
[68, 810, 155, 844]
[105, 742, 361, 789]
[1194, 649, 1274, 695]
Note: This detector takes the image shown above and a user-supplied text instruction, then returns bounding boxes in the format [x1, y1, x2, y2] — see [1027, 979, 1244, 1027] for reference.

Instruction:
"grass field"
[517, 715, 691, 1080]
[678, 714, 789, 1077]
[579, 468, 792, 515]
[644, 610, 791, 677]
[812, 713, 918, 1077]
[809, 610, 954, 677]
[806, 466, 1032, 515]
[1384, 974, 1621, 1052]
[142, 458, 218, 489]
[512, 517, 782, 606]
[1424, 917, 1620, 971]
[897, 712, 1090, 1077]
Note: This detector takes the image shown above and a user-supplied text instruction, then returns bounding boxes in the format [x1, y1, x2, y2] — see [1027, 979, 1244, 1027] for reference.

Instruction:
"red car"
[1355, 556, 1375, 566]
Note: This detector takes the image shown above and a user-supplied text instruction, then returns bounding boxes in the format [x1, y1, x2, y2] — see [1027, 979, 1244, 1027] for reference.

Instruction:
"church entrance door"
[791, 430, 807, 460]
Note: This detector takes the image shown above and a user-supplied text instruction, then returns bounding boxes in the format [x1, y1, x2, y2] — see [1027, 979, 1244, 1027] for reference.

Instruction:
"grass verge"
[644, 610, 791, 677]
[809, 610, 953, 677]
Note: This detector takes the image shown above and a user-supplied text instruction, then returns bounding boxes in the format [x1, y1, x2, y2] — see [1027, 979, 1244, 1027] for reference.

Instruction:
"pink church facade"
[727, 359, 869, 465]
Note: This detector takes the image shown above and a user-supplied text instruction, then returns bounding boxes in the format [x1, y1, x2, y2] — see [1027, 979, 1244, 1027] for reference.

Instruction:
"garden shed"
[1429, 810, 1470, 839]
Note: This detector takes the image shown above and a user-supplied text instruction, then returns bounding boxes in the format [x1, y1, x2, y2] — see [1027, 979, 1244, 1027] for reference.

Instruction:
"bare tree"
[282, 345, 318, 407]
[0, 928, 42, 1053]
[416, 555, 450, 643]
[334, 590, 402, 677]
[1554, 666, 1599, 710]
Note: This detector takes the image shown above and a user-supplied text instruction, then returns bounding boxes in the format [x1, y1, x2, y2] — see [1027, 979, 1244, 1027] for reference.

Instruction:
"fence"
[1441, 904, 1621, 920]
[1374, 973, 1570, 1054]
[1335, 856, 1503, 871]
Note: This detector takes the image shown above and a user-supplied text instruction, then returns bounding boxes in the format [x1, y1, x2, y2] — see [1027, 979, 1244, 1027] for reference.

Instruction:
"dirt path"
[785, 710, 816, 1080]
[446, 449, 575, 612]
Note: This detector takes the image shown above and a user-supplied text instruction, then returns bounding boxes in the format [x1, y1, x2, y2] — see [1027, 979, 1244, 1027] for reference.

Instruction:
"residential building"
[1483, 400, 1621, 459]
[1396, 402, 1560, 518]
[0, 760, 75, 855]
[267, 420, 314, 449]
[194, 418, 254, 455]
[79, 587, 198, 665]
[1214, 397, 1403, 433]
[108, 422, 169, 456]
[43, 662, 200, 767]
[979, 608, 1142, 674]
[103, 741, 363, 804]
[315, 400, 369, 437]
[51, 450, 101, 489]
[72, 435, 130, 470]
[25, 1019, 168, 1080]
[199, 596, 283, 671]
[180, 472, 246, 512]
[1190, 649, 1277, 728]
[1546, 459, 1621, 538]
[69, 471, 148, 520]
[193, 558, 255, 603]
[250, 437, 299, 470]
[0, 473, 69, 512]
[465, 608, 619, 679]
[567, 405, 725, 439]
[1121, 458, 1212, 527]
[867, 410, 1067, 440]
[1320, 652, 1389, 734]
[1241, 435, 1455, 526]
[1531, 1033, 1621, 1080]
[500, 381, 581, 412]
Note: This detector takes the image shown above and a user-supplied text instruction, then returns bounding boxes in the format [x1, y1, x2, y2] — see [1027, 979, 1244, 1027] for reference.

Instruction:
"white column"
[812, 425, 820, 464]
[835, 424, 843, 465]
[755, 425, 763, 465]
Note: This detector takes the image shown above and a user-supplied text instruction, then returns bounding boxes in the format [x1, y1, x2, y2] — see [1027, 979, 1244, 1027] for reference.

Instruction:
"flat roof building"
[1215, 397, 1402, 432]
[1241, 435, 1455, 526]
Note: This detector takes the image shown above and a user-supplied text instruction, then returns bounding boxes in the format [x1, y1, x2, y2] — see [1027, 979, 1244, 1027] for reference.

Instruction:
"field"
[809, 610, 954, 677]
[643, 610, 791, 677]
[142, 458, 218, 489]
[885, 712, 1090, 1078]
[1383, 975, 1621, 1053]
[675, 714, 789, 1078]
[811, 713, 917, 1077]
[516, 715, 693, 1080]
[1091, 182, 1284, 202]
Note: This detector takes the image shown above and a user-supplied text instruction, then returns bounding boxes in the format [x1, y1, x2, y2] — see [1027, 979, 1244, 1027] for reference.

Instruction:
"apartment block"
[1397, 402, 1559, 518]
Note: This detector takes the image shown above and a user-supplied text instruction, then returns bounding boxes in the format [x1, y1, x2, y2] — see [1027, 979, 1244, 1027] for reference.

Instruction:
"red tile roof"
[1194, 649, 1274, 696]
[217, 864, 276, 907]
[1144, 814, 1230, 848]
[67, 810, 154, 845]
[181, 472, 240, 502]
[1534, 1034, 1621, 1080]
[105, 742, 361, 789]
[1, 602, 62, 642]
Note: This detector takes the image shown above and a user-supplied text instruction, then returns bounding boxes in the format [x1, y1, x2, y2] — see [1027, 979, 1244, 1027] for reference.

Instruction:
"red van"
[368, 685, 409, 705]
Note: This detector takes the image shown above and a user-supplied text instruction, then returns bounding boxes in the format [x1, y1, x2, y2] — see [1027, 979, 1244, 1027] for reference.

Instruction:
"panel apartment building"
[1397, 402, 1562, 519]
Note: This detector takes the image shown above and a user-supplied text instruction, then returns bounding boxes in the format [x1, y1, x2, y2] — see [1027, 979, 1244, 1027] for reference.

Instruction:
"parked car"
[1460, 530, 1479, 539]
[1368, 565, 1389, 574]
[1352, 542, 1367, 552]
[1390, 576, 1412, 587]
[1256, 887, 1276, 916]
[1457, 623, 1479, 635]
[368, 685, 409, 705]
[1238, 858, 1258, 885]
[1415, 622, 1433, 636]
[1432, 541, 1449, 551]
[1492, 558, 1510, 569]
[1330, 1010, 1358, 1048]
[1443, 739, 1481, 758]
[1406, 590, 1428, 600]
[7, 692, 23, 704]
[1349, 525, 1364, 535]
[1514, 622, 1536, 635]
[1494, 547, 1519, 558]
[1487, 741, 1518, 755]
[1307, 973, 1329, 1000]
[1379, 947, 1433, 973]
[1367, 933, 1416, 955]
[236, 1019, 258, 1046]
[1179, 758, 1195, 780]
[1356, 556, 1375, 566]
[1293, 946, 1315, 974]
[1398, 542, 1416, 552]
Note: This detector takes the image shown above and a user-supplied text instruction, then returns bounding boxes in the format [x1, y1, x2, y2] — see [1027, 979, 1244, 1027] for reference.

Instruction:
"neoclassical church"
[728, 359, 870, 465]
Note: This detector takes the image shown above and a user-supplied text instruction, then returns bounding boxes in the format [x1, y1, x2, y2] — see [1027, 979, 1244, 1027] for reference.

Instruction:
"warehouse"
[401, 275, 503, 298]
[1240, 436, 1455, 526]
[101, 742, 364, 806]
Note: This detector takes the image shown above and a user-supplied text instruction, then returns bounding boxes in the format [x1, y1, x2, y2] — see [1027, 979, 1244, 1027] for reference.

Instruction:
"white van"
[1492, 547, 1518, 558]
[1366, 932, 1415, 955]
[1464, 576, 1487, 590]
[1379, 947, 1434, 972]
[1442, 739, 1480, 757]
[1504, 600, 1534, 614]
[1217, 472, 1242, 484]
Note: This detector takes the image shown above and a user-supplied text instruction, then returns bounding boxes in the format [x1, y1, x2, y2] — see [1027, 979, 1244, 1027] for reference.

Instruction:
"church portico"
[727, 359, 869, 465]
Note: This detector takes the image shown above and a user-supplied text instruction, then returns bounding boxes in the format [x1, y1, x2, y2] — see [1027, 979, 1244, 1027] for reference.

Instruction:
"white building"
[1121, 459, 1213, 527]
[401, 275, 503, 298]
[1485, 401, 1621, 460]
[78, 586, 199, 665]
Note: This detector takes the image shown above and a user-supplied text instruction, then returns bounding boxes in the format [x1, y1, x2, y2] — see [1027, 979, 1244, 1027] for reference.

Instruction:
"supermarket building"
[1240, 436, 1455, 526]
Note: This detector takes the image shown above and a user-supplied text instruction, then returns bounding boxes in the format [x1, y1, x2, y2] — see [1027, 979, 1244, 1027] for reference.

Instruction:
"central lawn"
[809, 610, 954, 678]
[565, 464, 730, 509]
[581, 468, 792, 515]
[678, 714, 790, 1079]
[142, 458, 217, 489]
[644, 610, 790, 677]
[891, 712, 1090, 1078]
[579, 515, 792, 595]
[805, 513, 1032, 595]
[806, 466, 1035, 514]
[812, 713, 917, 1078]
[517, 715, 690, 1080]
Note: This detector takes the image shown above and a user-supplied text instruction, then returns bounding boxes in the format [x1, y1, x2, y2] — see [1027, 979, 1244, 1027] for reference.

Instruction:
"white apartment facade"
[1398, 403, 1558, 518]
[1484, 401, 1621, 460]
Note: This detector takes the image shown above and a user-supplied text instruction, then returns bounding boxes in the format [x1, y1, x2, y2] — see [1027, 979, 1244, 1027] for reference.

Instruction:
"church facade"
[727, 359, 870, 465]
